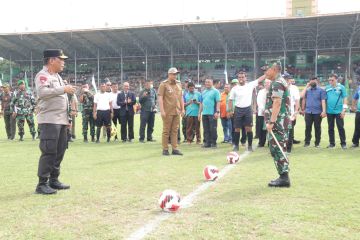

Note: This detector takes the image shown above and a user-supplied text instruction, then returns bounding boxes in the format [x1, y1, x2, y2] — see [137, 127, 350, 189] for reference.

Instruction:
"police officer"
[79, 83, 95, 142]
[264, 63, 292, 188]
[0, 83, 16, 140]
[158, 67, 185, 156]
[35, 49, 75, 194]
[10, 80, 36, 141]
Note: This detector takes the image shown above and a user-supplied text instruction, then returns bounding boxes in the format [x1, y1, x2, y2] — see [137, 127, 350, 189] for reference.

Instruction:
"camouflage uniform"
[10, 89, 36, 138]
[264, 76, 292, 175]
[81, 91, 95, 139]
[0, 89, 16, 139]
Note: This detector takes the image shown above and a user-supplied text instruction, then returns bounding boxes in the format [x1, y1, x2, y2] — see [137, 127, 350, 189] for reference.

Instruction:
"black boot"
[91, 135, 95, 142]
[35, 177, 57, 195]
[84, 135, 88, 143]
[19, 135, 24, 141]
[32, 133, 35, 141]
[268, 173, 291, 188]
[49, 178, 70, 190]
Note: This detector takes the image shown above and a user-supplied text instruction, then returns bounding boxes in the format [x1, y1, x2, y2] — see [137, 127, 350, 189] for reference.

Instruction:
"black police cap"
[43, 49, 68, 59]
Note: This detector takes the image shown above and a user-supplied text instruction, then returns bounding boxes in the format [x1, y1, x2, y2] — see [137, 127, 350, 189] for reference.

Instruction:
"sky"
[0, 0, 359, 33]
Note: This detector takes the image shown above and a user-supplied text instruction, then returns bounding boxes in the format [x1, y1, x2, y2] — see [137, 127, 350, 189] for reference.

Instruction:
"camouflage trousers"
[268, 124, 289, 175]
[82, 112, 95, 137]
[16, 114, 36, 136]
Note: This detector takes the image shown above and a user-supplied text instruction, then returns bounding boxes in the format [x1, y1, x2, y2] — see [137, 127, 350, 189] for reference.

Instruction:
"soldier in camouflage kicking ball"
[10, 80, 36, 141]
[264, 63, 292, 187]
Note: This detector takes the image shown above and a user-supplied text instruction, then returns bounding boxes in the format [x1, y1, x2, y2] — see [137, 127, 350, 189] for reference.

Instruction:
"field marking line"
[127, 150, 252, 240]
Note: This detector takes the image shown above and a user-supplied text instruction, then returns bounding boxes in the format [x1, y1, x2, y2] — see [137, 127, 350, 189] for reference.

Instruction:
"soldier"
[35, 49, 75, 194]
[10, 80, 36, 141]
[0, 83, 16, 140]
[63, 79, 78, 142]
[158, 67, 185, 156]
[79, 83, 95, 142]
[264, 63, 292, 188]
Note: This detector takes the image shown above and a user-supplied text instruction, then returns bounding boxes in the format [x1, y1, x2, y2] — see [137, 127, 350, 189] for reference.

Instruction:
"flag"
[24, 71, 29, 90]
[0, 73, 2, 87]
[91, 75, 98, 93]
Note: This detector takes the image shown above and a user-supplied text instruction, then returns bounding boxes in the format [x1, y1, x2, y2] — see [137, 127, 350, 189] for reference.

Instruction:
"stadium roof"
[0, 12, 359, 61]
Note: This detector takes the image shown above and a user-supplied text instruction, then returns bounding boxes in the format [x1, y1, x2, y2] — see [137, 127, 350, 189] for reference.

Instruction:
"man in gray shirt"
[34, 49, 76, 195]
[139, 81, 157, 142]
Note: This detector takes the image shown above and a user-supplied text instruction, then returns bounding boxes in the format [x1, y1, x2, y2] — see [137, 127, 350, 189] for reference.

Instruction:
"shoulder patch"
[39, 75, 47, 84]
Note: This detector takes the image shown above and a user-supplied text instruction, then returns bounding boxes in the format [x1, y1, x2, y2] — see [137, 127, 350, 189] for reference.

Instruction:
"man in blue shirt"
[325, 74, 348, 149]
[351, 85, 360, 148]
[300, 77, 327, 147]
[184, 82, 202, 144]
[199, 79, 221, 148]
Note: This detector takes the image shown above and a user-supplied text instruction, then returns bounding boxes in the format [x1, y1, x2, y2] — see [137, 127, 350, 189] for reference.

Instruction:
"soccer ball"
[203, 165, 219, 181]
[111, 126, 117, 138]
[158, 189, 181, 212]
[227, 151, 240, 164]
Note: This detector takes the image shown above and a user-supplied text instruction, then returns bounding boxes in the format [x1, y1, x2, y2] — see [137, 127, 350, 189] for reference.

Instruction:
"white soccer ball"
[158, 189, 181, 212]
[227, 151, 240, 164]
[203, 165, 219, 181]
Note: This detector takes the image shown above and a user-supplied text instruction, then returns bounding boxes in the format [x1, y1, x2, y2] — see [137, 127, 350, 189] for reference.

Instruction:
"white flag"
[91, 75, 98, 93]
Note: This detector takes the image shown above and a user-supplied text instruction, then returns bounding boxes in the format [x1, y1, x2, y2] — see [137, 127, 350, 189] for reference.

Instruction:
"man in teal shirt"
[199, 79, 221, 148]
[325, 74, 348, 149]
[351, 84, 360, 148]
[184, 82, 202, 144]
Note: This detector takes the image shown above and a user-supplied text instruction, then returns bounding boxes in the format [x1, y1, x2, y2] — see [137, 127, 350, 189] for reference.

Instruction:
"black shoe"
[49, 179, 70, 190]
[351, 144, 359, 148]
[233, 145, 239, 151]
[139, 139, 145, 143]
[172, 149, 183, 155]
[91, 136, 95, 142]
[314, 144, 320, 148]
[201, 144, 211, 148]
[96, 139, 100, 144]
[84, 136, 88, 143]
[72, 135, 76, 139]
[247, 146, 253, 152]
[327, 144, 335, 149]
[19, 136, 24, 141]
[211, 144, 217, 149]
[293, 139, 301, 144]
[35, 183, 57, 195]
[304, 143, 310, 147]
[268, 173, 290, 188]
[147, 139, 156, 142]
[107, 138, 110, 143]
[341, 144, 347, 150]
[162, 150, 170, 156]
[122, 140, 127, 143]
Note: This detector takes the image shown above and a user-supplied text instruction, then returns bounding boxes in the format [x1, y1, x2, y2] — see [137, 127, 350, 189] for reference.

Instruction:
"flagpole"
[30, 51, 34, 90]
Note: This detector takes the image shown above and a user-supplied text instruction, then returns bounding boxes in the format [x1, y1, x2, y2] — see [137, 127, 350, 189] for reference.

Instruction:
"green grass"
[0, 114, 359, 240]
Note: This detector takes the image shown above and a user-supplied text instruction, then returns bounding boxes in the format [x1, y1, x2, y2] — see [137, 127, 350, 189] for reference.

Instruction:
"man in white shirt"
[110, 82, 121, 141]
[256, 80, 271, 147]
[284, 73, 300, 153]
[93, 82, 113, 143]
[228, 72, 266, 151]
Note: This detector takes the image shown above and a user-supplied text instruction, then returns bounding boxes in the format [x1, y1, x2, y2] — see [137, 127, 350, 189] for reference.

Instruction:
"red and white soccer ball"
[227, 151, 240, 164]
[159, 189, 181, 212]
[203, 165, 219, 181]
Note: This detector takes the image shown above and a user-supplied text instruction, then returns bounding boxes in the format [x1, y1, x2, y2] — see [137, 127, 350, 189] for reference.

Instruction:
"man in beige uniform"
[158, 67, 185, 156]
[35, 49, 76, 195]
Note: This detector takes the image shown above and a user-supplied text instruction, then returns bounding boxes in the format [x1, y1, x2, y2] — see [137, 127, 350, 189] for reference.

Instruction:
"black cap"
[43, 49, 68, 59]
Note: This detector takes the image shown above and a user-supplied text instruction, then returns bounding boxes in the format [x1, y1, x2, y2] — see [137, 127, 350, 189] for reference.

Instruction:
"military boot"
[84, 135, 88, 143]
[19, 135, 24, 141]
[268, 173, 290, 188]
[32, 133, 35, 141]
[91, 135, 95, 142]
[35, 177, 57, 195]
[49, 178, 70, 190]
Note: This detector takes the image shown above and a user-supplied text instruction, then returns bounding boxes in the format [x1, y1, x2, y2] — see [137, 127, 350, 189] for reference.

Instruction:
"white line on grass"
[127, 150, 252, 240]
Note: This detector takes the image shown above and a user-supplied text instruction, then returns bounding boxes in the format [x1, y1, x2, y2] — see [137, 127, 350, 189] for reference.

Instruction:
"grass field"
[0, 114, 359, 240]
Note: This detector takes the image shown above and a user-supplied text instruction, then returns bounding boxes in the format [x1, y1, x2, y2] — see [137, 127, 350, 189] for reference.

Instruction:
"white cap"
[168, 67, 180, 74]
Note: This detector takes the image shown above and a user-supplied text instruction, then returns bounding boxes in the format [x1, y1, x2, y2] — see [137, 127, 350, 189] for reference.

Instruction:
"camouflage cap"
[231, 79, 239, 84]
[1, 83, 10, 88]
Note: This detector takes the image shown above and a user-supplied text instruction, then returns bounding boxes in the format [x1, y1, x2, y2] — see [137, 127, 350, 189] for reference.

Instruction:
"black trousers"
[305, 113, 322, 145]
[255, 114, 261, 138]
[287, 120, 296, 151]
[37, 124, 68, 179]
[257, 116, 267, 147]
[112, 109, 121, 126]
[139, 111, 155, 141]
[352, 112, 360, 145]
[327, 113, 346, 146]
[120, 111, 134, 140]
[202, 115, 217, 146]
